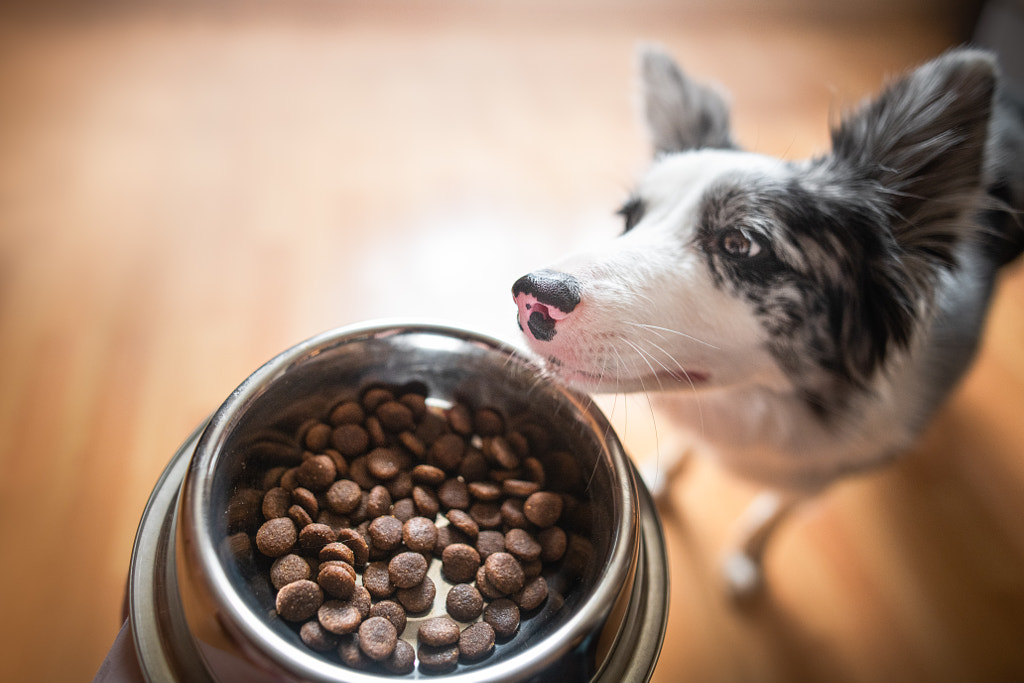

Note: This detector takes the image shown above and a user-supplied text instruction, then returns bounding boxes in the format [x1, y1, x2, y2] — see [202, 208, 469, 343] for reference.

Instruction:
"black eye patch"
[616, 196, 646, 233]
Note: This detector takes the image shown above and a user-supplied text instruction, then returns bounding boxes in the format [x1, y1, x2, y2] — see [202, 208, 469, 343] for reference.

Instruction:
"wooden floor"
[2, 1, 1022, 681]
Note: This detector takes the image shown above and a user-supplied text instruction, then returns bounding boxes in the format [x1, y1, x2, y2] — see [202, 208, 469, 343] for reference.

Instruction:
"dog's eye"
[617, 196, 645, 233]
[719, 228, 762, 258]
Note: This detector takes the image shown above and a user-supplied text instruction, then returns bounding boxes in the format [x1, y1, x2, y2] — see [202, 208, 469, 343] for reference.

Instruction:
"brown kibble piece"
[337, 634, 372, 670]
[500, 498, 528, 529]
[418, 643, 460, 673]
[446, 402, 473, 435]
[402, 516, 438, 554]
[304, 422, 332, 451]
[411, 463, 445, 486]
[505, 528, 542, 562]
[318, 600, 363, 635]
[537, 526, 568, 563]
[524, 491, 563, 527]
[467, 480, 501, 501]
[376, 400, 415, 432]
[331, 423, 369, 457]
[418, 615, 461, 646]
[392, 497, 416, 522]
[513, 575, 549, 611]
[336, 528, 369, 567]
[270, 554, 310, 590]
[438, 477, 470, 510]
[276, 579, 323, 622]
[469, 501, 502, 529]
[502, 478, 541, 497]
[473, 407, 504, 437]
[366, 447, 402, 480]
[358, 616, 398, 661]
[300, 620, 339, 651]
[319, 541, 355, 565]
[484, 435, 519, 469]
[368, 515, 403, 551]
[382, 638, 415, 675]
[476, 564, 505, 600]
[361, 561, 395, 598]
[318, 562, 356, 599]
[329, 400, 364, 426]
[483, 598, 520, 638]
[296, 454, 337, 491]
[396, 576, 436, 613]
[361, 386, 394, 411]
[299, 523, 336, 551]
[441, 543, 481, 584]
[262, 487, 291, 519]
[446, 582, 484, 622]
[484, 552, 525, 595]
[288, 504, 313, 528]
[369, 599, 407, 634]
[388, 551, 428, 589]
[412, 485, 440, 519]
[459, 621, 496, 661]
[365, 485, 392, 518]
[326, 480, 362, 515]
[256, 517, 297, 557]
[446, 508, 479, 539]
[475, 530, 506, 560]
[429, 433, 465, 471]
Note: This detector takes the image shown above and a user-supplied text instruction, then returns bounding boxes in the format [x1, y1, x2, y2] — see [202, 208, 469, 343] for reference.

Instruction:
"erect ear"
[830, 48, 997, 267]
[639, 45, 735, 155]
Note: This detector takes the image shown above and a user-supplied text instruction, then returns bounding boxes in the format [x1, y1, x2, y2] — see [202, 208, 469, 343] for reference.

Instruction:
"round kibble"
[418, 643, 460, 673]
[288, 504, 313, 528]
[337, 634, 372, 670]
[469, 502, 502, 529]
[318, 562, 356, 599]
[484, 552, 525, 595]
[411, 463, 445, 485]
[396, 576, 435, 613]
[361, 561, 394, 598]
[368, 515, 403, 551]
[459, 621, 496, 661]
[475, 530, 506, 560]
[326, 480, 362, 515]
[505, 528, 542, 562]
[513, 575, 549, 611]
[299, 523, 336, 551]
[349, 585, 372, 618]
[418, 615, 461, 646]
[467, 480, 502, 501]
[300, 620, 339, 651]
[297, 454, 337, 491]
[429, 433, 465, 471]
[329, 400, 364, 426]
[434, 525, 470, 557]
[476, 564, 505, 600]
[441, 543, 480, 583]
[276, 579, 323, 622]
[304, 422, 332, 451]
[336, 528, 369, 568]
[366, 485, 392, 518]
[361, 387, 393, 411]
[446, 508, 479, 539]
[376, 400, 415, 432]
[438, 478, 470, 509]
[358, 616, 398, 661]
[473, 408, 504, 437]
[369, 599, 407, 634]
[446, 583, 484, 622]
[388, 551, 428, 589]
[524, 491, 563, 527]
[412, 486, 440, 519]
[386, 470, 414, 499]
[483, 598, 520, 638]
[262, 487, 291, 519]
[446, 403, 473, 435]
[318, 600, 363, 635]
[392, 497, 416, 522]
[256, 517, 297, 557]
[382, 638, 415, 675]
[270, 554, 310, 590]
[398, 431, 426, 458]
[291, 487, 319, 517]
[319, 541, 355, 565]
[459, 448, 490, 482]
[500, 498, 528, 528]
[502, 478, 541, 497]
[331, 423, 369, 457]
[366, 447, 402, 480]
[484, 435, 519, 469]
[402, 516, 438, 553]
[537, 526, 568, 563]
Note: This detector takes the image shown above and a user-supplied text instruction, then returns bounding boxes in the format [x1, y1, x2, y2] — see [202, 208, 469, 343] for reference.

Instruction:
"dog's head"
[513, 47, 997, 409]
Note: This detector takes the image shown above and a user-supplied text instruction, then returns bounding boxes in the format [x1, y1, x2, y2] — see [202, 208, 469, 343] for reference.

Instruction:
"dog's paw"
[721, 550, 763, 604]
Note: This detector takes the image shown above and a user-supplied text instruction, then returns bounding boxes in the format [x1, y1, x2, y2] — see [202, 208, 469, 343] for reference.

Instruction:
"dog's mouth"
[544, 356, 710, 393]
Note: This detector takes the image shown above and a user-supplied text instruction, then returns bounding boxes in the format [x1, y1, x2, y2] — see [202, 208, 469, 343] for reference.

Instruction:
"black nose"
[512, 270, 582, 313]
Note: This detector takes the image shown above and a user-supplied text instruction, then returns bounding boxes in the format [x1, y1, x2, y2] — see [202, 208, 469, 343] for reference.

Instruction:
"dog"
[511, 46, 1024, 600]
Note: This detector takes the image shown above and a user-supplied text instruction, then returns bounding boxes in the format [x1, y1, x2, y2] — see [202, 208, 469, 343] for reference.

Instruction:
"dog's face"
[513, 48, 996, 412]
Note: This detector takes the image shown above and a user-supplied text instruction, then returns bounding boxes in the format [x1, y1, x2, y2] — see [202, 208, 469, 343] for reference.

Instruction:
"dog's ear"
[639, 45, 735, 154]
[830, 49, 996, 265]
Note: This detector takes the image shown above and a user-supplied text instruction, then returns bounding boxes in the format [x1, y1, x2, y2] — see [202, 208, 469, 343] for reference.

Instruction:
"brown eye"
[719, 229, 762, 258]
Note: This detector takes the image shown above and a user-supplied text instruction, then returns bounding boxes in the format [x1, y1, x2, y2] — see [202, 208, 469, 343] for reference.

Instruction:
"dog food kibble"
[459, 621, 496, 661]
[238, 383, 588, 674]
[276, 579, 323, 622]
[417, 615, 461, 647]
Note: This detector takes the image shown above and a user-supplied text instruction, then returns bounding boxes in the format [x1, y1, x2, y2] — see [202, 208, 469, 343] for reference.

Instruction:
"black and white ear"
[639, 45, 735, 155]
[830, 48, 997, 263]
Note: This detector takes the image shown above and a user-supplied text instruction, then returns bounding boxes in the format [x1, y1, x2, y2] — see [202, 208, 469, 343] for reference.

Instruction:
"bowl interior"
[185, 323, 637, 681]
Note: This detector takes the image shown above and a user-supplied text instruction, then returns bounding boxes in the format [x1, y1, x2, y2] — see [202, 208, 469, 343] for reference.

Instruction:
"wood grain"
[2, 2, 1021, 681]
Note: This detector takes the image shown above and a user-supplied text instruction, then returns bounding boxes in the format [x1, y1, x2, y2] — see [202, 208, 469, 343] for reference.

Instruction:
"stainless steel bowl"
[128, 321, 668, 682]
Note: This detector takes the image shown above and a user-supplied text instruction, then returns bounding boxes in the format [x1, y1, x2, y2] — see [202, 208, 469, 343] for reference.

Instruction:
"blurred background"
[2, 0, 1023, 681]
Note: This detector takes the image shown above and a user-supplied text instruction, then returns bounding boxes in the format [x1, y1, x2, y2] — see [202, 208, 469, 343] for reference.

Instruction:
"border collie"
[512, 47, 1024, 599]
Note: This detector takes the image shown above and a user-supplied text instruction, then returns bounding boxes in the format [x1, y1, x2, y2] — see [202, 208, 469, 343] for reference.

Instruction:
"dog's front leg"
[721, 489, 803, 603]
